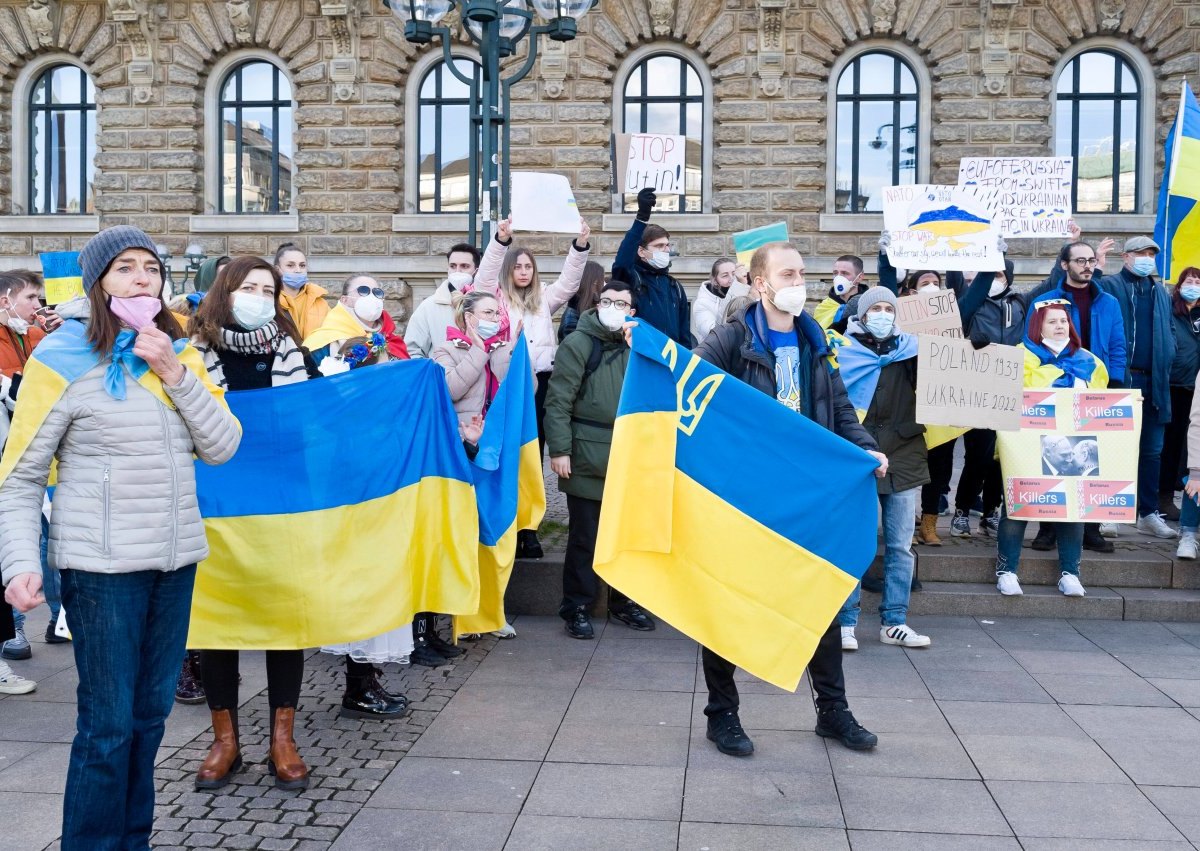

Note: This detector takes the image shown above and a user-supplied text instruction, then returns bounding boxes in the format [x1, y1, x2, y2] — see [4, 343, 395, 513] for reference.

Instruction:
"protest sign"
[996, 388, 1142, 523]
[881, 184, 1004, 272]
[958, 157, 1074, 238]
[731, 221, 788, 266]
[509, 172, 579, 234]
[915, 337, 1023, 431]
[614, 133, 687, 195]
[896, 288, 963, 338]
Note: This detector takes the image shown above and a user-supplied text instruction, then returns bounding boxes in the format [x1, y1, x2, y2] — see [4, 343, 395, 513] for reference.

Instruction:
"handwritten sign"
[915, 337, 1023, 431]
[614, 133, 687, 195]
[510, 172, 580, 234]
[896, 288, 963, 338]
[957, 157, 1074, 238]
[881, 184, 1003, 272]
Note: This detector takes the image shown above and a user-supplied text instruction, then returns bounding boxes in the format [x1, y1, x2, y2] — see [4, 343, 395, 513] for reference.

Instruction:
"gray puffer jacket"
[0, 308, 241, 584]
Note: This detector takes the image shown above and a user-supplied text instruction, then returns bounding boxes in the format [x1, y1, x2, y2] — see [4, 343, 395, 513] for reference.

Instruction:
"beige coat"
[431, 338, 515, 425]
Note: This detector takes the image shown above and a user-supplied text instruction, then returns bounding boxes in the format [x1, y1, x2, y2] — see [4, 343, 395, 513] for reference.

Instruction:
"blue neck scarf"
[1022, 335, 1097, 388]
[838, 332, 919, 412]
[104, 327, 187, 400]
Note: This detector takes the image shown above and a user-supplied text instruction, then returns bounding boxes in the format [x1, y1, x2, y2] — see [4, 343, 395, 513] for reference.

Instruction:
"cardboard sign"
[896, 288, 963, 338]
[731, 221, 788, 266]
[997, 388, 1143, 523]
[614, 133, 687, 195]
[510, 172, 579, 234]
[881, 184, 1004, 272]
[915, 337, 1024, 431]
[957, 157, 1074, 238]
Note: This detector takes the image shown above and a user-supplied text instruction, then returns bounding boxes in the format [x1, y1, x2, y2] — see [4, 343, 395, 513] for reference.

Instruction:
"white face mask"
[447, 272, 473, 289]
[1043, 337, 1069, 354]
[989, 279, 1008, 298]
[647, 250, 671, 270]
[4, 311, 29, 335]
[919, 283, 940, 294]
[766, 282, 807, 316]
[353, 294, 384, 324]
[598, 305, 628, 331]
[832, 275, 855, 297]
[230, 293, 275, 331]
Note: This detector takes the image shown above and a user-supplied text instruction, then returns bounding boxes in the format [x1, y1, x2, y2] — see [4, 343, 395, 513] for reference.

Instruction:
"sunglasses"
[355, 285, 385, 298]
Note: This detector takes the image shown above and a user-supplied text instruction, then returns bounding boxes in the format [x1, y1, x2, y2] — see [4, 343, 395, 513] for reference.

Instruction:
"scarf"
[1021, 336, 1100, 388]
[379, 311, 410, 360]
[194, 321, 309, 389]
[837, 332, 920, 414]
[446, 325, 502, 413]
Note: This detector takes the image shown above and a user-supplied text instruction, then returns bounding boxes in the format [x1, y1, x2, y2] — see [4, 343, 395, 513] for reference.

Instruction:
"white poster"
[958, 157, 1074, 238]
[509, 172, 580, 234]
[614, 133, 687, 195]
[881, 184, 1004, 272]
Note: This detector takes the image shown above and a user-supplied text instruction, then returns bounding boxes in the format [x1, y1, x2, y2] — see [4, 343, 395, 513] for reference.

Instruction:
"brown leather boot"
[268, 707, 308, 791]
[195, 709, 241, 790]
[917, 514, 942, 546]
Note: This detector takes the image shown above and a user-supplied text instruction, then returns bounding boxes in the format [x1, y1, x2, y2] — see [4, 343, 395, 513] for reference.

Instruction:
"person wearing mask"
[691, 256, 750, 344]
[273, 243, 330, 340]
[694, 241, 886, 757]
[475, 216, 590, 560]
[1163, 267, 1200, 527]
[192, 255, 231, 295]
[405, 243, 481, 359]
[558, 260, 608, 343]
[1, 226, 241, 849]
[303, 275, 408, 368]
[835, 287, 932, 650]
[611, 188, 693, 347]
[814, 255, 868, 333]
[545, 279, 654, 638]
[995, 299, 1109, 598]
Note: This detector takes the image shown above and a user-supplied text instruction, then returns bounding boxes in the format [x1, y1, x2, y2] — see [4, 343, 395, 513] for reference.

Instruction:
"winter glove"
[969, 330, 991, 350]
[878, 230, 891, 251]
[997, 236, 1009, 254]
[636, 187, 657, 222]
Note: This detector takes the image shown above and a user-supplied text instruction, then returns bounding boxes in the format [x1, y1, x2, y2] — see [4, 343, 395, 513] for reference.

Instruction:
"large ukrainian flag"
[188, 360, 480, 649]
[595, 322, 880, 691]
[455, 335, 546, 637]
[1156, 81, 1200, 281]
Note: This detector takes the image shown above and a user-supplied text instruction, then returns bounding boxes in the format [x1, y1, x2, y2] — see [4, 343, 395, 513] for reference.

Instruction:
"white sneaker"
[1179, 533, 1198, 560]
[490, 622, 517, 639]
[840, 626, 858, 651]
[1099, 522, 1120, 539]
[1136, 512, 1178, 539]
[996, 571, 1023, 595]
[1058, 573, 1087, 597]
[880, 624, 931, 648]
[0, 660, 35, 695]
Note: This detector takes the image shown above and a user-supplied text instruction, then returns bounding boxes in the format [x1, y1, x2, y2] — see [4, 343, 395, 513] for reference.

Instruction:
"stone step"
[874, 545, 1174, 589]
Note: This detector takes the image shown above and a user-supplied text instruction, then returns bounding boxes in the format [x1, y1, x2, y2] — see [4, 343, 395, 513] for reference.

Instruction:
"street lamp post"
[155, 242, 208, 296]
[388, 0, 592, 246]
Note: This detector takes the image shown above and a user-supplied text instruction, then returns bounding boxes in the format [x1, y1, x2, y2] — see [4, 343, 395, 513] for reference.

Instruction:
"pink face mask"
[108, 295, 162, 329]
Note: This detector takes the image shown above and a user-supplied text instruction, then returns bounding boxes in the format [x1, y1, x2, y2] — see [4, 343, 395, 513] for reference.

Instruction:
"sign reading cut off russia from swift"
[957, 157, 1074, 238]
[881, 184, 1004, 272]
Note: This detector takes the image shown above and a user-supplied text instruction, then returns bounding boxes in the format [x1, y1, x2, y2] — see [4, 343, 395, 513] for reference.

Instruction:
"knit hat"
[79, 225, 162, 293]
[856, 286, 898, 319]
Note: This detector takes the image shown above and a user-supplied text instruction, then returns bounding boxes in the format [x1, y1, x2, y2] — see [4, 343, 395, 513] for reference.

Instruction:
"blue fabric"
[839, 486, 918, 628]
[1032, 283, 1127, 381]
[767, 328, 803, 414]
[996, 509, 1082, 577]
[1023, 338, 1100, 387]
[1097, 267, 1176, 420]
[837, 332, 919, 412]
[1131, 280, 1155, 372]
[745, 303, 819, 418]
[60, 564, 196, 851]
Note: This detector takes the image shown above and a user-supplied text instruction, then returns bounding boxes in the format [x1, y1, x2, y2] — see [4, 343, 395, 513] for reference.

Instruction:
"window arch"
[1054, 48, 1142, 214]
[27, 63, 96, 216]
[417, 57, 481, 213]
[217, 59, 294, 214]
[833, 50, 920, 213]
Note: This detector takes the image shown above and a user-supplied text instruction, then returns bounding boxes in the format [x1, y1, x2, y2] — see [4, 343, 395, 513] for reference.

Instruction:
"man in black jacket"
[693, 241, 886, 757]
[611, 188, 693, 347]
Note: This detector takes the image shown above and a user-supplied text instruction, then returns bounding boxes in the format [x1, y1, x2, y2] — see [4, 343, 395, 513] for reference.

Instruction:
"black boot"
[341, 672, 408, 719]
[175, 651, 205, 705]
[563, 608, 594, 640]
[1083, 523, 1115, 553]
[815, 706, 878, 750]
[1159, 493, 1182, 521]
[410, 613, 448, 668]
[706, 709, 754, 756]
[1030, 523, 1057, 551]
[367, 667, 409, 712]
[423, 615, 464, 658]
[517, 529, 544, 560]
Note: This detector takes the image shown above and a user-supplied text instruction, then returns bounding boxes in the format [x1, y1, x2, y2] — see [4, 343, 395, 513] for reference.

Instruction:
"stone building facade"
[0, 0, 1197, 318]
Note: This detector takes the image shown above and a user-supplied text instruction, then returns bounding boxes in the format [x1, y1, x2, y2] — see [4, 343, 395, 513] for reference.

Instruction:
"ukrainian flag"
[1156, 81, 1200, 281]
[455, 335, 546, 637]
[188, 360, 480, 649]
[594, 322, 880, 691]
[39, 251, 83, 305]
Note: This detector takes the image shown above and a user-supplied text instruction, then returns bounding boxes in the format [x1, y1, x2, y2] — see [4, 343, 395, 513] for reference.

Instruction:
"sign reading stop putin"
[613, 133, 687, 195]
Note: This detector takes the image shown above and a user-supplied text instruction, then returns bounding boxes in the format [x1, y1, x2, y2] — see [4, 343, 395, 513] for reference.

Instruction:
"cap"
[1122, 236, 1160, 254]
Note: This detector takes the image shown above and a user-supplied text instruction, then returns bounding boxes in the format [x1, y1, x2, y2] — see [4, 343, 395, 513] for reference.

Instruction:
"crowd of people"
[0, 184, 1195, 846]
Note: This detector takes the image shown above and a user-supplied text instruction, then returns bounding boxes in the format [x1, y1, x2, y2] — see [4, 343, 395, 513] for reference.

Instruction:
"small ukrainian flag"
[39, 251, 84, 305]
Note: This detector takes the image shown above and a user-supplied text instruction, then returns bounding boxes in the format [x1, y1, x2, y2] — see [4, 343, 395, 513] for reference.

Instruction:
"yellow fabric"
[813, 297, 842, 330]
[281, 284, 331, 340]
[302, 303, 367, 354]
[1021, 345, 1109, 390]
[188, 477, 480, 649]
[925, 424, 969, 449]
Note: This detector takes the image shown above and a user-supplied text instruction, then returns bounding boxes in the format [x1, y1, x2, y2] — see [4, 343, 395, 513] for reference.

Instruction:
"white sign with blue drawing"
[957, 157, 1074, 239]
[881, 184, 1005, 272]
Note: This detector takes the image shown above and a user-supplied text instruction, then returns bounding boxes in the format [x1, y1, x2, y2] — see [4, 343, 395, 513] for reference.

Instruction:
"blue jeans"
[1131, 372, 1166, 517]
[839, 486, 917, 628]
[997, 509, 1083, 576]
[60, 565, 196, 851]
[1181, 487, 1199, 532]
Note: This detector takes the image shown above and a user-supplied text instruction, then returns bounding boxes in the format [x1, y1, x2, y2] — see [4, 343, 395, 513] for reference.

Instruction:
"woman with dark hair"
[557, 260, 605, 343]
[0, 225, 240, 849]
[1160, 266, 1200, 525]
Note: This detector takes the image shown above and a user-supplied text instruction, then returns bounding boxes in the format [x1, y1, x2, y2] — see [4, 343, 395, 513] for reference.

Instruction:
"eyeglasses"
[355, 285, 385, 298]
[599, 297, 632, 310]
[1069, 257, 1099, 267]
[471, 308, 500, 320]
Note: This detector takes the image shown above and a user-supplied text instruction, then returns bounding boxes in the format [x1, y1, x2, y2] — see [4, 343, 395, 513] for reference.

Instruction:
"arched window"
[834, 51, 919, 213]
[417, 57, 481, 213]
[218, 60, 293, 214]
[28, 64, 96, 215]
[1055, 49, 1141, 214]
[620, 53, 705, 213]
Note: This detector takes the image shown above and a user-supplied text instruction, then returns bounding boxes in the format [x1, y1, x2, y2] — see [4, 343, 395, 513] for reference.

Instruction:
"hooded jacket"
[0, 324, 46, 378]
[848, 332, 929, 495]
[405, 279, 457, 359]
[1170, 305, 1200, 388]
[611, 218, 693, 348]
[280, 282, 331, 341]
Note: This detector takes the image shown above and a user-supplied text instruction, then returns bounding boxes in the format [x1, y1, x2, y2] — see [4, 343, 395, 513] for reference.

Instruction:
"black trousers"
[954, 429, 1001, 516]
[921, 441, 955, 515]
[534, 370, 551, 458]
[1160, 385, 1194, 496]
[200, 649, 304, 712]
[701, 618, 845, 717]
[560, 494, 628, 616]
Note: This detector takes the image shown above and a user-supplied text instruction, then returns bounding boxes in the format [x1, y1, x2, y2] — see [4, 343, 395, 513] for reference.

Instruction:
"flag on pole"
[1155, 81, 1200, 282]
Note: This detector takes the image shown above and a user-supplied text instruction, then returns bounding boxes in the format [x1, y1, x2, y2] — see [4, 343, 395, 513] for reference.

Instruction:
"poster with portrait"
[996, 389, 1142, 523]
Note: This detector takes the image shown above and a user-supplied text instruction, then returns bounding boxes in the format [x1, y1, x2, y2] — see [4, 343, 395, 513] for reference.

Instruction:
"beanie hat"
[79, 225, 162, 293]
[856, 286, 898, 320]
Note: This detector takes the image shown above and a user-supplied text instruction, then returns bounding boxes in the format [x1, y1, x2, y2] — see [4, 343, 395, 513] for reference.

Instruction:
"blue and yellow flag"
[1156, 82, 1200, 282]
[188, 360, 480, 649]
[455, 335, 546, 637]
[731, 221, 788, 267]
[39, 251, 83, 305]
[594, 322, 880, 691]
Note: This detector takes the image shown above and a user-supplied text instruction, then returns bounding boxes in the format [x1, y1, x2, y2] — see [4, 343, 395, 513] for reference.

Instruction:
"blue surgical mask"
[1182, 284, 1200, 303]
[864, 312, 896, 339]
[476, 320, 500, 339]
[281, 272, 307, 289]
[1132, 257, 1157, 278]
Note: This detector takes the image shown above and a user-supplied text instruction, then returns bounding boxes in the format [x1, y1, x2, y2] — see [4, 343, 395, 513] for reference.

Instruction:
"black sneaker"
[1083, 526, 1115, 553]
[609, 602, 655, 631]
[409, 642, 449, 668]
[706, 710, 754, 757]
[815, 707, 878, 750]
[426, 632, 464, 658]
[340, 683, 409, 719]
[564, 609, 594, 640]
[1030, 525, 1057, 551]
[44, 620, 69, 644]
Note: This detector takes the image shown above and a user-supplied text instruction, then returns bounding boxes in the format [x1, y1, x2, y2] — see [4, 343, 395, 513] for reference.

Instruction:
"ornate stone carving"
[979, 0, 1018, 96]
[27, 0, 56, 47]
[320, 0, 363, 102]
[227, 0, 254, 43]
[756, 0, 787, 97]
[1099, 0, 1125, 30]
[870, 0, 896, 33]
[539, 37, 568, 98]
[107, 0, 157, 104]
[648, 0, 674, 38]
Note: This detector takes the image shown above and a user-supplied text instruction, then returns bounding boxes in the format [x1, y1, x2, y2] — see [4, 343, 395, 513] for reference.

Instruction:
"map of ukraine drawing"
[907, 204, 992, 251]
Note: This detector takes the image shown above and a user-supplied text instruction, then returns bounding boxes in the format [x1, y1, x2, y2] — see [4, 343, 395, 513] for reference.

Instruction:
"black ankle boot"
[341, 675, 408, 719]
